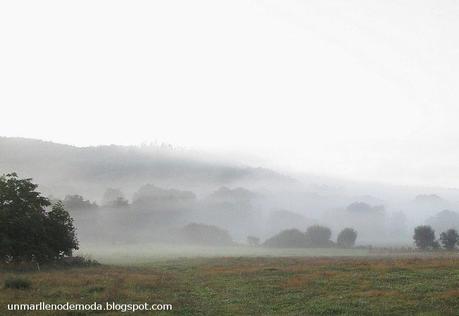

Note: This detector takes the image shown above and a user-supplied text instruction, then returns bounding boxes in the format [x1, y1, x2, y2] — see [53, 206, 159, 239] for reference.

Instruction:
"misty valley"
[3, 138, 459, 315]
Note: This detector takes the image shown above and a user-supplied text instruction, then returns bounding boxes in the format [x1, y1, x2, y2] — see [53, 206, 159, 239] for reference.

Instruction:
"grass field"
[2, 248, 459, 315]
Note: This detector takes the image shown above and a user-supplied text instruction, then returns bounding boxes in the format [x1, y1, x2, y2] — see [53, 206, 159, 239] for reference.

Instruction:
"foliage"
[263, 229, 309, 248]
[440, 229, 459, 250]
[179, 223, 234, 246]
[0, 173, 79, 263]
[63, 194, 98, 211]
[4, 276, 31, 289]
[337, 228, 358, 248]
[306, 225, 333, 247]
[413, 225, 436, 250]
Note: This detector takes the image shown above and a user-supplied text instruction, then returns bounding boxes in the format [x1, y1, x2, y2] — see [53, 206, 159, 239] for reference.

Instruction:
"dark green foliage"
[440, 229, 459, 250]
[413, 225, 436, 250]
[45, 202, 79, 259]
[263, 229, 309, 248]
[4, 276, 31, 289]
[179, 223, 234, 246]
[337, 228, 358, 248]
[0, 173, 79, 263]
[306, 225, 333, 247]
[57, 256, 100, 268]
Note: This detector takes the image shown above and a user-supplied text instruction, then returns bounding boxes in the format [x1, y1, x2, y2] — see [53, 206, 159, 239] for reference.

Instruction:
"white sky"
[1, 0, 459, 187]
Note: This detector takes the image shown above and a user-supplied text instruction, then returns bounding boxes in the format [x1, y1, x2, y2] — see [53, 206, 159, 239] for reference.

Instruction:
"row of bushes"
[262, 226, 357, 248]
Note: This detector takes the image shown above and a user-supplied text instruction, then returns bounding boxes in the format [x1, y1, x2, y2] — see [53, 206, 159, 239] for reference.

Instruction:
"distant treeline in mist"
[3, 137, 459, 247]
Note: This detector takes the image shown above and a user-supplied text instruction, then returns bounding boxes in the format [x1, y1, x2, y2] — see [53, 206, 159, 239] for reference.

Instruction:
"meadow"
[2, 247, 459, 315]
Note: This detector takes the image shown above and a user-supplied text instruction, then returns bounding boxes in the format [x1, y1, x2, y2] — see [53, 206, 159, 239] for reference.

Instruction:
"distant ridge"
[0, 137, 296, 198]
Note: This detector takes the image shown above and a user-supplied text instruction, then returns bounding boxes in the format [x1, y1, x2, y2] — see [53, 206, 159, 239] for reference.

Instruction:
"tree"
[263, 229, 309, 248]
[440, 229, 459, 250]
[337, 228, 358, 248]
[306, 225, 332, 247]
[179, 223, 234, 246]
[0, 173, 78, 262]
[45, 202, 79, 259]
[413, 225, 436, 250]
[63, 194, 98, 211]
[247, 236, 260, 247]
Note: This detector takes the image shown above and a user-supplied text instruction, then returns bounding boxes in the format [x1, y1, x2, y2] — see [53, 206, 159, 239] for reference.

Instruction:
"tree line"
[413, 225, 459, 250]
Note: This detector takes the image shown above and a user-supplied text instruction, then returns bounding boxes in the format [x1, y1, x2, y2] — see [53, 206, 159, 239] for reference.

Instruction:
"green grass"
[2, 253, 459, 315]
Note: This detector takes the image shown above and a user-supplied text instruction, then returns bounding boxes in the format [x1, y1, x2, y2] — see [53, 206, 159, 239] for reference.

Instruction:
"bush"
[263, 229, 309, 248]
[4, 276, 31, 290]
[56, 256, 100, 268]
[179, 223, 234, 246]
[306, 225, 332, 247]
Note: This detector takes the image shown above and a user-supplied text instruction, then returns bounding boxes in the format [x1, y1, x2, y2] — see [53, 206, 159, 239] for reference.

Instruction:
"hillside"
[0, 137, 295, 199]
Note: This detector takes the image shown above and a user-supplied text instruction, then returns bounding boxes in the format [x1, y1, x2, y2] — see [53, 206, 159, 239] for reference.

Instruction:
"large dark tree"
[413, 225, 436, 250]
[0, 173, 78, 262]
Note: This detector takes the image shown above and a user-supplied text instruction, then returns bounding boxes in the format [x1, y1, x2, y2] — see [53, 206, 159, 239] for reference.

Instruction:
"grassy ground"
[2, 254, 459, 315]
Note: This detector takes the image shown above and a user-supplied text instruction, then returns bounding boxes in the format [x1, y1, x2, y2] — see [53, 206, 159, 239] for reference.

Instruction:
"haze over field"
[2, 2, 459, 314]
[2, 137, 459, 249]
[1, 1, 459, 250]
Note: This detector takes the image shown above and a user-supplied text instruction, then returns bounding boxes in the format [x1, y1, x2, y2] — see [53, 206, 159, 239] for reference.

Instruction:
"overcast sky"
[1, 0, 458, 187]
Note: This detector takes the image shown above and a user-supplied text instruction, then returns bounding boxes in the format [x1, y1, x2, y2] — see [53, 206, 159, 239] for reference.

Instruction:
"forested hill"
[0, 137, 295, 198]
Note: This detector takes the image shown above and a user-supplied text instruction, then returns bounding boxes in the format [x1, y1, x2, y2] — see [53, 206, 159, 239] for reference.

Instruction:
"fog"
[2, 137, 459, 251]
[1, 1, 459, 253]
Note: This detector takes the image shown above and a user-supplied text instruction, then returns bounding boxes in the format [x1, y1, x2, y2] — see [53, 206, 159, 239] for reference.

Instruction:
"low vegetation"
[3, 276, 31, 290]
[2, 256, 459, 315]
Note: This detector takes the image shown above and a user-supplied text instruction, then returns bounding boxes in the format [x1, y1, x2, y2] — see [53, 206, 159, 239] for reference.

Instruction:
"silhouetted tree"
[306, 225, 332, 247]
[0, 173, 78, 262]
[440, 229, 459, 250]
[413, 225, 436, 250]
[179, 223, 233, 246]
[263, 229, 309, 248]
[337, 228, 357, 248]
[44, 201, 79, 259]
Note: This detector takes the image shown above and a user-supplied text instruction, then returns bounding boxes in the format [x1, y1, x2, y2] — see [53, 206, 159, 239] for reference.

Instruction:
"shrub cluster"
[263, 226, 357, 248]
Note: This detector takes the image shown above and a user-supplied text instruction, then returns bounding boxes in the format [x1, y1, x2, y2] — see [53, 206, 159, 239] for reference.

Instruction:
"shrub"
[56, 256, 100, 268]
[179, 223, 234, 246]
[263, 229, 309, 248]
[4, 276, 31, 290]
[306, 225, 332, 247]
